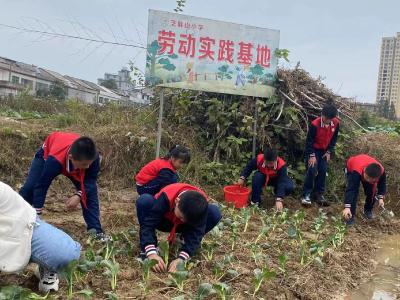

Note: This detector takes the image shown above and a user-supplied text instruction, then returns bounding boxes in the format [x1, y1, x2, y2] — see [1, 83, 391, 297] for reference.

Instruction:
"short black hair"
[164, 145, 191, 164]
[321, 104, 338, 119]
[365, 163, 382, 179]
[70, 137, 97, 161]
[263, 148, 278, 162]
[178, 191, 208, 225]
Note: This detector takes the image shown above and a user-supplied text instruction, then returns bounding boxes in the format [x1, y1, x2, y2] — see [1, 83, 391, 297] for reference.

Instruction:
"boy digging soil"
[136, 183, 221, 272]
[19, 131, 109, 241]
[342, 154, 386, 225]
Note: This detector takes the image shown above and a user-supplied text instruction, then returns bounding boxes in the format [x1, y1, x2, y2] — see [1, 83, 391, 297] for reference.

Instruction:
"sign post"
[155, 89, 164, 158]
[146, 9, 280, 155]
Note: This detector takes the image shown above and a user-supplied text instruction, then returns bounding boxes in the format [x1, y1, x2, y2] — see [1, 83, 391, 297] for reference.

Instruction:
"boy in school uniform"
[238, 148, 294, 211]
[136, 183, 221, 272]
[342, 154, 386, 225]
[301, 104, 340, 206]
[19, 131, 109, 240]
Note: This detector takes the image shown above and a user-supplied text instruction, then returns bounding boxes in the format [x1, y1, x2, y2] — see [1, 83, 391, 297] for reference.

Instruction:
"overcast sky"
[0, 0, 399, 102]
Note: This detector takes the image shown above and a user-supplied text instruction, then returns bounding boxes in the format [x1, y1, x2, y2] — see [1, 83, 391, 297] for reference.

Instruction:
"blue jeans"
[136, 194, 221, 250]
[251, 171, 295, 203]
[302, 150, 328, 196]
[30, 217, 81, 272]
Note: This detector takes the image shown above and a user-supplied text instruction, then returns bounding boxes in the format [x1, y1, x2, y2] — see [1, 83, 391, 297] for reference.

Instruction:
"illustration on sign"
[146, 9, 280, 98]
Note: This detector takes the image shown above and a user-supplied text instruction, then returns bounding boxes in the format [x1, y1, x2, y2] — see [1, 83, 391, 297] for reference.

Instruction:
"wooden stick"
[279, 90, 304, 110]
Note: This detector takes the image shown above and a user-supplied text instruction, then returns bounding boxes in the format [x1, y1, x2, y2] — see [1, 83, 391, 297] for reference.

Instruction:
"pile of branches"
[276, 67, 364, 130]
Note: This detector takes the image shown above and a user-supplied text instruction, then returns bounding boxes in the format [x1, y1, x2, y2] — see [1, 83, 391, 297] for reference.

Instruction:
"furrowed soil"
[0, 113, 399, 300]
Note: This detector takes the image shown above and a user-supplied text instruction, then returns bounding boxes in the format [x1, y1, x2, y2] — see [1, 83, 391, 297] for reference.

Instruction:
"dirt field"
[0, 107, 400, 299]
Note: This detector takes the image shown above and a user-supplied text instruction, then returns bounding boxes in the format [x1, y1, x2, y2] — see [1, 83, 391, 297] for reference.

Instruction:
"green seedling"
[250, 244, 265, 265]
[330, 216, 347, 248]
[213, 282, 232, 300]
[213, 254, 234, 280]
[229, 221, 239, 250]
[158, 240, 170, 266]
[201, 240, 219, 261]
[252, 267, 276, 296]
[0, 286, 49, 300]
[311, 209, 328, 239]
[255, 219, 272, 244]
[167, 261, 189, 292]
[278, 253, 289, 275]
[196, 283, 216, 300]
[241, 208, 251, 232]
[105, 291, 119, 300]
[137, 258, 158, 294]
[101, 259, 120, 291]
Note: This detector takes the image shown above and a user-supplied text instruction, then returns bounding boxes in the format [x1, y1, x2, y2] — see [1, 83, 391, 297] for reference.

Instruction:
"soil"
[1, 180, 399, 300]
[1, 117, 400, 300]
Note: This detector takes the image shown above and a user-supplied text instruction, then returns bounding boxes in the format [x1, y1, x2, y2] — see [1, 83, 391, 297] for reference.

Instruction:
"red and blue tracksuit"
[303, 116, 340, 196]
[19, 132, 103, 233]
[135, 158, 178, 195]
[136, 183, 221, 260]
[344, 154, 386, 216]
[240, 154, 294, 204]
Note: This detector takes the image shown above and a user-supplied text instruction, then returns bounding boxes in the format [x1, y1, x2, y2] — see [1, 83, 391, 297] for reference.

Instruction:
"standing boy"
[301, 104, 340, 206]
[342, 154, 386, 225]
[238, 148, 294, 211]
[19, 131, 108, 240]
[136, 183, 221, 272]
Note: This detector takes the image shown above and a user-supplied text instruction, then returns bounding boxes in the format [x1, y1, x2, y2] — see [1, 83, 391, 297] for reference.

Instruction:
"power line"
[0, 23, 147, 49]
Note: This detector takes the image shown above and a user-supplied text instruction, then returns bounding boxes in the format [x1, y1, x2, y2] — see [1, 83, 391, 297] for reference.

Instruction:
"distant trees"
[49, 80, 67, 101]
[377, 98, 396, 120]
[100, 79, 118, 90]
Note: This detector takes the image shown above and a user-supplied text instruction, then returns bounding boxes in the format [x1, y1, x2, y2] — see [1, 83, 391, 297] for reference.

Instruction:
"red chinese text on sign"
[256, 45, 271, 67]
[158, 30, 175, 54]
[218, 40, 234, 63]
[178, 34, 196, 57]
[237, 42, 253, 65]
[199, 37, 216, 60]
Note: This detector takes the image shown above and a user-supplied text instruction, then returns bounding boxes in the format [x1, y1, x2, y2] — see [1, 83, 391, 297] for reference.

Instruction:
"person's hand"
[147, 254, 167, 273]
[342, 208, 352, 220]
[65, 195, 81, 211]
[323, 152, 331, 162]
[275, 199, 283, 212]
[378, 197, 385, 208]
[168, 258, 184, 273]
[308, 156, 317, 167]
[237, 178, 245, 186]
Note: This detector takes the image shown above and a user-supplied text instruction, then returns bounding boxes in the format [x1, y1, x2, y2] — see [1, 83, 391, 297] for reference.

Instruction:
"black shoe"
[138, 252, 147, 261]
[363, 210, 374, 220]
[315, 194, 330, 207]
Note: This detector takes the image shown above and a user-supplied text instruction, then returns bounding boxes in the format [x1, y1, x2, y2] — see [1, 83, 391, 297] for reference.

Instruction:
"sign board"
[146, 9, 280, 98]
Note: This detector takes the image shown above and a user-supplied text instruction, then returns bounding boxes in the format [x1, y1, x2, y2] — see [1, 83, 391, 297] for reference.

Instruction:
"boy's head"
[166, 145, 191, 170]
[321, 104, 338, 124]
[175, 191, 208, 225]
[69, 137, 97, 169]
[263, 148, 278, 168]
[363, 163, 382, 183]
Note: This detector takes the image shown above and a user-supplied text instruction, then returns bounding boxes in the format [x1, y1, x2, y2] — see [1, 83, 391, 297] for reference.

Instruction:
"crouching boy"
[0, 181, 81, 292]
[238, 148, 294, 211]
[136, 183, 221, 272]
[342, 154, 386, 225]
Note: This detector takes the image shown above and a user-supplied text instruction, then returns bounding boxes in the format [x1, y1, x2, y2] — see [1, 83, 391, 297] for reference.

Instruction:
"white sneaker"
[301, 194, 312, 206]
[35, 266, 59, 292]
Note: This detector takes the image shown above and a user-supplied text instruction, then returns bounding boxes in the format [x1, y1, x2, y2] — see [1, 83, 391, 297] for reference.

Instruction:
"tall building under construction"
[376, 32, 400, 117]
